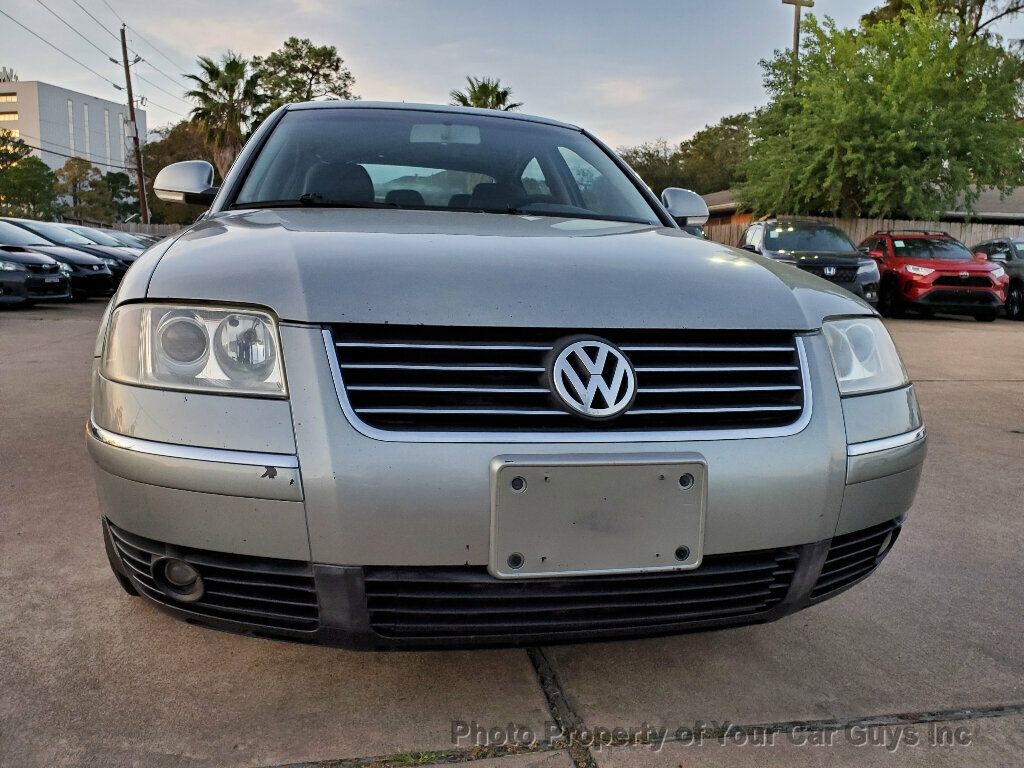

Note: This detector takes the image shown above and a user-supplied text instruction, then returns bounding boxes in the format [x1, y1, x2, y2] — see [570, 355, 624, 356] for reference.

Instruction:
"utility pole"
[119, 25, 149, 224]
[782, 0, 814, 77]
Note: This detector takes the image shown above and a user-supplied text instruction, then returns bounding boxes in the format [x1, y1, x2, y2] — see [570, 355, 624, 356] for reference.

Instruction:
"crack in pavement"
[262, 701, 1024, 768]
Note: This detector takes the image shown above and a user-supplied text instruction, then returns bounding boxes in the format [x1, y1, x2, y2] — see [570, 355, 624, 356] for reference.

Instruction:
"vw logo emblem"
[549, 337, 636, 419]
[823, 266, 837, 277]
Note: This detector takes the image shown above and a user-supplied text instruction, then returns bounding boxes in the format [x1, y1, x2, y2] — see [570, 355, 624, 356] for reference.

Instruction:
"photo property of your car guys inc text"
[1, 1, 1022, 766]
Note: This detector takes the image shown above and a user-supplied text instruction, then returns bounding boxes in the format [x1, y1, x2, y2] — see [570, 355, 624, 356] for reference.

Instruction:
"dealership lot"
[1, 301, 1021, 768]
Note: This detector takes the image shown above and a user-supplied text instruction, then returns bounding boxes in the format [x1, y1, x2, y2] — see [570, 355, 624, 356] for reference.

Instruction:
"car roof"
[283, 100, 582, 132]
[874, 230, 953, 239]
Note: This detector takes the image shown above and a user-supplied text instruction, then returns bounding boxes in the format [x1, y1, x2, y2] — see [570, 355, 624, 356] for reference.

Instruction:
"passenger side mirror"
[973, 251, 990, 262]
[154, 161, 218, 205]
[740, 243, 759, 253]
[660, 188, 709, 226]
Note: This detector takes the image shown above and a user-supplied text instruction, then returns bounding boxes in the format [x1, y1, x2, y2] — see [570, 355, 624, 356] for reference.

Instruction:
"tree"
[863, 0, 1024, 38]
[676, 113, 753, 194]
[185, 52, 262, 179]
[143, 121, 217, 225]
[617, 140, 688, 193]
[254, 37, 356, 120]
[55, 157, 115, 222]
[1, 128, 31, 170]
[0, 156, 57, 218]
[737, 11, 1024, 218]
[449, 77, 523, 111]
[104, 171, 137, 221]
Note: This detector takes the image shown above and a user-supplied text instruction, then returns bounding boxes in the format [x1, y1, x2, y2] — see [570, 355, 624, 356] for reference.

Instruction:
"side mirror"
[740, 243, 759, 253]
[858, 245, 869, 254]
[660, 188, 709, 226]
[973, 251, 989, 262]
[154, 161, 218, 205]
[869, 249, 884, 260]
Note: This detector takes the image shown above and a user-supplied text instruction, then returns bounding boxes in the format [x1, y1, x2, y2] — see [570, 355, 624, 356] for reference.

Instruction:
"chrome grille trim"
[322, 329, 814, 443]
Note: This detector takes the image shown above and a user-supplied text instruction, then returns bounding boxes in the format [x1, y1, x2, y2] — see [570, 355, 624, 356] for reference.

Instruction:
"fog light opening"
[152, 557, 204, 603]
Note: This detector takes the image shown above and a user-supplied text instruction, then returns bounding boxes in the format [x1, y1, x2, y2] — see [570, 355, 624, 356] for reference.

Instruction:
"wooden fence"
[704, 216, 1024, 249]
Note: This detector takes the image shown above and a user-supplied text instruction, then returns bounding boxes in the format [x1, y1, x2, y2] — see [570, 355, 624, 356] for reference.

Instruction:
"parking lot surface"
[1, 301, 1022, 767]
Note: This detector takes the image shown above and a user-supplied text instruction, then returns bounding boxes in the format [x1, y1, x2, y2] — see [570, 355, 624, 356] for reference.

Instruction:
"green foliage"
[863, 0, 1024, 39]
[676, 113, 753, 194]
[449, 77, 523, 111]
[1, 128, 31, 170]
[0, 155, 56, 218]
[55, 157, 115, 222]
[185, 52, 262, 179]
[618, 140, 688, 193]
[143, 121, 217, 225]
[618, 114, 753, 196]
[737, 10, 1024, 218]
[253, 37, 356, 120]
[104, 171, 137, 221]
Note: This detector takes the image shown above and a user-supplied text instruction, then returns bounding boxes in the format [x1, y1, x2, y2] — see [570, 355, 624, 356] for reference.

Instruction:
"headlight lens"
[905, 264, 933, 277]
[102, 304, 286, 397]
[822, 318, 909, 395]
[991, 266, 1005, 279]
[857, 260, 880, 280]
[58, 263, 73, 275]
[0, 260, 24, 271]
[101, 257, 121, 267]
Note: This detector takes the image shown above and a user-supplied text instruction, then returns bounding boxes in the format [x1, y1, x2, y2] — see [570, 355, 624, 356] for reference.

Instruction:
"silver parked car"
[88, 103, 925, 649]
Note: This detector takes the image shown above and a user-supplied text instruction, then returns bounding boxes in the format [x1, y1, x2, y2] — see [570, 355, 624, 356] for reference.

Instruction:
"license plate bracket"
[489, 453, 706, 579]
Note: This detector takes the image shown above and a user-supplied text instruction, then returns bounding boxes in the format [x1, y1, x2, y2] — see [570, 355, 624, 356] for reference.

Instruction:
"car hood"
[897, 257, 995, 272]
[0, 245, 59, 266]
[142, 209, 874, 329]
[19, 243, 105, 265]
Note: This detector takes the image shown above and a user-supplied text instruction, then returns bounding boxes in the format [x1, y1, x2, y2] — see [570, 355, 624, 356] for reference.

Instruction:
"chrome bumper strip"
[847, 426, 926, 457]
[88, 421, 299, 468]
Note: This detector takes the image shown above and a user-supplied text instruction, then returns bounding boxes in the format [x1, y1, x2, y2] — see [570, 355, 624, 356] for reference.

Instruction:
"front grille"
[799, 265, 858, 283]
[933, 275, 991, 288]
[921, 290, 998, 306]
[364, 548, 798, 640]
[330, 325, 805, 433]
[811, 518, 901, 600]
[25, 263, 59, 274]
[108, 523, 319, 631]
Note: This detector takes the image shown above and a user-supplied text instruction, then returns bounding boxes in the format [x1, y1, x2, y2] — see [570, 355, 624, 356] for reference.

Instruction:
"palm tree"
[185, 53, 262, 179]
[449, 76, 523, 111]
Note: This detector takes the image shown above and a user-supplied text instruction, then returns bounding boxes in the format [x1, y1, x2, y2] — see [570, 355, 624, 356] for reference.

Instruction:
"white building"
[0, 80, 146, 172]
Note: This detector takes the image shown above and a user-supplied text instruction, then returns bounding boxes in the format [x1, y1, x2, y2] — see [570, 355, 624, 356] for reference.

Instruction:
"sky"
[3, 0, 1024, 149]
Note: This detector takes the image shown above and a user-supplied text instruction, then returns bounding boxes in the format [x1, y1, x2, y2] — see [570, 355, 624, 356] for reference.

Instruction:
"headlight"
[857, 260, 880, 280]
[822, 318, 909, 395]
[0, 260, 24, 272]
[991, 266, 1005, 279]
[101, 257, 121, 267]
[102, 303, 286, 397]
[905, 264, 933, 277]
[58, 263, 73, 275]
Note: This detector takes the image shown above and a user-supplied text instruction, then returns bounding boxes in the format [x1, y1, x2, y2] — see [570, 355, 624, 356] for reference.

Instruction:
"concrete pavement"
[1, 302, 1021, 767]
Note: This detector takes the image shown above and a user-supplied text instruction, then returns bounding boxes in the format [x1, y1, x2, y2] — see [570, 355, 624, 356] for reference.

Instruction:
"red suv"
[859, 231, 1009, 321]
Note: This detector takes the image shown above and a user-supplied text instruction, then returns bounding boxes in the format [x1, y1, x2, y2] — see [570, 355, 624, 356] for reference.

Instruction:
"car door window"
[520, 158, 552, 198]
[556, 146, 621, 213]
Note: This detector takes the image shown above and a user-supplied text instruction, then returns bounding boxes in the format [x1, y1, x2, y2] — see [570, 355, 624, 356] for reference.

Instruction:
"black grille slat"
[799, 265, 859, 283]
[331, 325, 805, 433]
[933, 275, 991, 287]
[811, 519, 901, 600]
[108, 523, 319, 631]
[365, 549, 798, 640]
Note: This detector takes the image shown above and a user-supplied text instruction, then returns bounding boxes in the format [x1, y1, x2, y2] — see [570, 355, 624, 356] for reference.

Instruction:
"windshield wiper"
[230, 194, 396, 210]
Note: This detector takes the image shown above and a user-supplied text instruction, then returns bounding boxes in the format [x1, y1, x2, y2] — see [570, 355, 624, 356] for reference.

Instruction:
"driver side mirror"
[660, 188, 709, 226]
[154, 161, 219, 205]
[974, 251, 990, 262]
[740, 243, 759, 253]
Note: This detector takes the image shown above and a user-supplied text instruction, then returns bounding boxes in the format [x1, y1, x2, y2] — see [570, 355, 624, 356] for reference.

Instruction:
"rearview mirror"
[660, 188, 709, 226]
[154, 161, 218, 205]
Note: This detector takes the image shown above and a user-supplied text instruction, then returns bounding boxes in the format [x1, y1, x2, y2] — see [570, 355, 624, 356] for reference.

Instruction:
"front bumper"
[71, 269, 114, 297]
[88, 324, 926, 649]
[102, 515, 905, 649]
[0, 274, 71, 302]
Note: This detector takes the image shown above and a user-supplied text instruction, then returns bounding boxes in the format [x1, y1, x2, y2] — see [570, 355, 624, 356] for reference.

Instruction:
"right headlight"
[822, 318, 909, 395]
[102, 303, 286, 397]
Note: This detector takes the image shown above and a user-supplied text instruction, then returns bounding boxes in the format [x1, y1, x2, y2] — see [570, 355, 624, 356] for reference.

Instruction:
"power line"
[134, 71, 189, 107]
[0, 8, 123, 92]
[15, 129, 130, 170]
[138, 59, 189, 92]
[136, 96, 187, 120]
[20, 139, 131, 172]
[34, 0, 119, 64]
[70, 0, 121, 45]
[101, 0, 191, 78]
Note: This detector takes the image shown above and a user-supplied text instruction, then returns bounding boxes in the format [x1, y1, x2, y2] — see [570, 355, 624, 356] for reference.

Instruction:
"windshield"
[107, 231, 146, 247]
[892, 238, 973, 261]
[69, 226, 122, 247]
[0, 221, 49, 246]
[11, 220, 94, 246]
[763, 224, 856, 253]
[233, 108, 660, 225]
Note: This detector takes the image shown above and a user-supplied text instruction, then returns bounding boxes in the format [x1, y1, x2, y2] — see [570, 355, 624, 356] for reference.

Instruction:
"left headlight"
[101, 303, 286, 397]
[58, 263, 73, 275]
[857, 260, 880, 281]
[822, 317, 909, 395]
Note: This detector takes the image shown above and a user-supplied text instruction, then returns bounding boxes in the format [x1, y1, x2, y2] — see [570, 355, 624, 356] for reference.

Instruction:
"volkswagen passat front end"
[88, 103, 926, 649]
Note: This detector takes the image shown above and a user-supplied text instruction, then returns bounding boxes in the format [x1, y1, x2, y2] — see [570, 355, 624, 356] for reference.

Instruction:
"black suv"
[971, 237, 1024, 320]
[738, 219, 880, 306]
